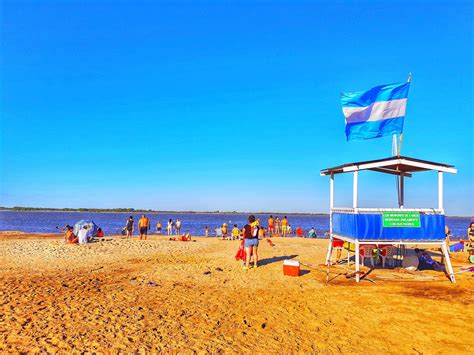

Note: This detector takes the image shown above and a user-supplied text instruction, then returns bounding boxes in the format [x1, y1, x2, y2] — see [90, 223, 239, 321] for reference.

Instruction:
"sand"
[0, 232, 473, 353]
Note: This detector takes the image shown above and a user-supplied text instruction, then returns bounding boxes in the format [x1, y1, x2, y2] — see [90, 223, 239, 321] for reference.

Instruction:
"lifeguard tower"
[320, 155, 457, 283]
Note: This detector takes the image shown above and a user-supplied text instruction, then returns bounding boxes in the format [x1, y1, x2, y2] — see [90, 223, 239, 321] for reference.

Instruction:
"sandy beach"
[0, 232, 473, 353]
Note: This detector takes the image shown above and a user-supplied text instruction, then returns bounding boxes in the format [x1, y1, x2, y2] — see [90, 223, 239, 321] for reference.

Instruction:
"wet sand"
[0, 232, 473, 353]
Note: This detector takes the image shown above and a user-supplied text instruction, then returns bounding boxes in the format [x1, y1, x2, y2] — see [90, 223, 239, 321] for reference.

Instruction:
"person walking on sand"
[243, 215, 260, 270]
[281, 216, 289, 237]
[138, 214, 150, 240]
[176, 218, 182, 235]
[125, 216, 134, 239]
[268, 215, 274, 237]
[167, 219, 173, 236]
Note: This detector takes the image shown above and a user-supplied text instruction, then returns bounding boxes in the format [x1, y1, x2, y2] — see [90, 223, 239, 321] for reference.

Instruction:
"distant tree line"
[0, 206, 150, 212]
[0, 206, 328, 216]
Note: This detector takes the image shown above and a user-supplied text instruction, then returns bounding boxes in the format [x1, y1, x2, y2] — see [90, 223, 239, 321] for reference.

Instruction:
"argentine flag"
[341, 82, 410, 141]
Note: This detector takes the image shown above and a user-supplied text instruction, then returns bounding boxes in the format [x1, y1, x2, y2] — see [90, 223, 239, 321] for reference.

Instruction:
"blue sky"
[1, 0, 472, 215]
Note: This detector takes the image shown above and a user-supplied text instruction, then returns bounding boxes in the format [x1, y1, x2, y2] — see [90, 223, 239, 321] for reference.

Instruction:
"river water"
[0, 211, 471, 238]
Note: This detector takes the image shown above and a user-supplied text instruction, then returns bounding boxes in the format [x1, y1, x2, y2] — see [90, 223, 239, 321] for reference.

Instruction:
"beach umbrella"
[73, 220, 99, 238]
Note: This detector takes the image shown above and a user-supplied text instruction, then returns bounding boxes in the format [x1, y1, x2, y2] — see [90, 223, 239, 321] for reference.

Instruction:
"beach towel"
[235, 240, 253, 262]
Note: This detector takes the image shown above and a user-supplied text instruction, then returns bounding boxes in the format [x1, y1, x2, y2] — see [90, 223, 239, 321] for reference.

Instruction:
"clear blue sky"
[1, 0, 472, 215]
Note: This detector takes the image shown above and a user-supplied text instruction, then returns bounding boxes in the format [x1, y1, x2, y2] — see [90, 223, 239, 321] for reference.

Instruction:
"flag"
[341, 82, 410, 141]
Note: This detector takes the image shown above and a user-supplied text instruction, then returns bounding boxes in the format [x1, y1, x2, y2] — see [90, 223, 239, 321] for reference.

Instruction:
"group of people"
[123, 216, 183, 240]
[63, 225, 104, 244]
[205, 215, 320, 240]
[267, 215, 290, 237]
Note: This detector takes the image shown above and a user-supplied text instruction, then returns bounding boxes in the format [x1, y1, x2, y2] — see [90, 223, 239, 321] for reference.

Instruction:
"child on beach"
[156, 221, 162, 234]
[258, 227, 265, 239]
[205, 226, 209, 237]
[232, 224, 240, 240]
[167, 219, 173, 236]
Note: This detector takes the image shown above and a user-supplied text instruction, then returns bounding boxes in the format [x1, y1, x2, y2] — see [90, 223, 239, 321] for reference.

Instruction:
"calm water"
[0, 211, 471, 238]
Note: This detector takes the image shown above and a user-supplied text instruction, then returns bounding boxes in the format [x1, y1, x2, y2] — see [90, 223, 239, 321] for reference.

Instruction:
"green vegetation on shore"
[0, 206, 329, 216]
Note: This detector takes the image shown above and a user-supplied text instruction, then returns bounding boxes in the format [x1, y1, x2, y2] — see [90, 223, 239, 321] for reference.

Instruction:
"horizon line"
[0, 206, 472, 218]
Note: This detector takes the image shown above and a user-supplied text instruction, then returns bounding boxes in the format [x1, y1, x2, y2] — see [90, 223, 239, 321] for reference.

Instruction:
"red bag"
[235, 240, 253, 262]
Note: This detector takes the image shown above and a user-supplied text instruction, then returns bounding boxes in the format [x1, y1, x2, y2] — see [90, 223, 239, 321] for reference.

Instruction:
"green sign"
[382, 212, 421, 228]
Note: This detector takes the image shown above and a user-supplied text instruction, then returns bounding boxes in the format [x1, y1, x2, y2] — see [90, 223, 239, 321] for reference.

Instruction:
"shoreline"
[1, 209, 471, 218]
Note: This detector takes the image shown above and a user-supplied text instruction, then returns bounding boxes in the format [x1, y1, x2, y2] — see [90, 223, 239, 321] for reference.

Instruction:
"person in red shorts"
[267, 215, 274, 237]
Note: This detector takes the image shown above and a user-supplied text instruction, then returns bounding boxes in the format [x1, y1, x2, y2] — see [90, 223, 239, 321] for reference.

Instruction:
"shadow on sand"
[258, 254, 298, 267]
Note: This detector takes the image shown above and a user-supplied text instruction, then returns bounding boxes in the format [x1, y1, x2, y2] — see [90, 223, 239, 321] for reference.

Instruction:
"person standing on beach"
[275, 216, 280, 236]
[167, 219, 173, 236]
[138, 215, 150, 240]
[268, 215, 274, 237]
[125, 216, 134, 239]
[222, 223, 228, 239]
[156, 221, 162, 234]
[281, 216, 289, 237]
[176, 218, 182, 235]
[205, 226, 209, 237]
[243, 215, 259, 270]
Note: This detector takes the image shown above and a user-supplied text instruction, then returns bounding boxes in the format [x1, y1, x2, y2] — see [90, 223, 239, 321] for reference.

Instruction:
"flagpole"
[395, 72, 412, 207]
[398, 72, 412, 157]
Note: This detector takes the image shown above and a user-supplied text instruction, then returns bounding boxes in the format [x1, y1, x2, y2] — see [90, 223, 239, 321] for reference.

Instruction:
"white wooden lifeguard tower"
[320, 155, 457, 283]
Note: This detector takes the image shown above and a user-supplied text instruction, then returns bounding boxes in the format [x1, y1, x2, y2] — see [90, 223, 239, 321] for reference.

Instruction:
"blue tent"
[74, 220, 99, 238]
